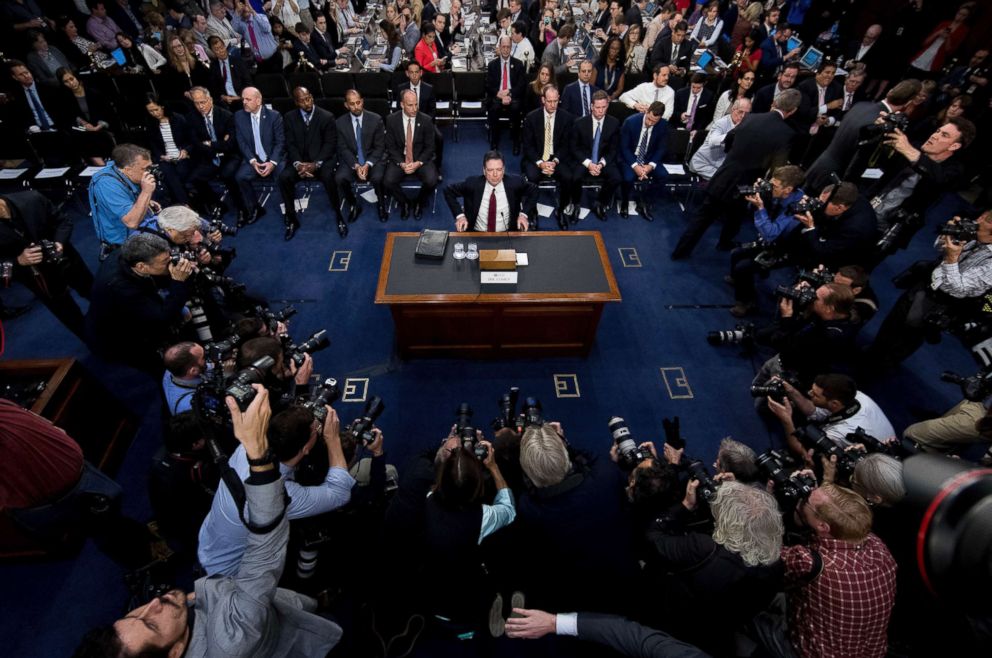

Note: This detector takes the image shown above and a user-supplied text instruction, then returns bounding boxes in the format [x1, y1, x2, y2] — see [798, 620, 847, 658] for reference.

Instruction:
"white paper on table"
[516, 252, 528, 266]
[578, 207, 591, 220]
[663, 164, 686, 175]
[0, 168, 28, 179]
[35, 167, 71, 179]
[360, 189, 378, 203]
[862, 168, 884, 180]
[536, 202, 554, 217]
[79, 166, 103, 176]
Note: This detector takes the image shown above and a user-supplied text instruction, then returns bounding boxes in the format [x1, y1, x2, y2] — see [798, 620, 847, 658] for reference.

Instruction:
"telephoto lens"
[608, 416, 650, 468]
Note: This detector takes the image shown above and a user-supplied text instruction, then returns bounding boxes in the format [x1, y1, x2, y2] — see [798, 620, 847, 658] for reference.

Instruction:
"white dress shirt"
[690, 113, 737, 179]
[474, 182, 511, 231]
[537, 110, 557, 164]
[510, 37, 535, 72]
[618, 82, 675, 120]
[582, 117, 607, 167]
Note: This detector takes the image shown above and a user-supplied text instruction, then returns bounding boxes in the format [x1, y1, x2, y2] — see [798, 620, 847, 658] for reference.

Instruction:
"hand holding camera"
[16, 244, 43, 266]
[169, 257, 196, 282]
[225, 384, 272, 465]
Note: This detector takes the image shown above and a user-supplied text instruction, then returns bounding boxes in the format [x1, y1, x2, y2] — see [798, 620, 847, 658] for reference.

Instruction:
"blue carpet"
[0, 122, 976, 657]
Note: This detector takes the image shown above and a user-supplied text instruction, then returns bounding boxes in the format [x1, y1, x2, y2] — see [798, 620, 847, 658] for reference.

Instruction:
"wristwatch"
[246, 450, 276, 467]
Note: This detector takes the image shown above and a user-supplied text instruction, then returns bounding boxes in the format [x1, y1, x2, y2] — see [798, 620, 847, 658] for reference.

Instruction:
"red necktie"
[487, 187, 497, 232]
[247, 23, 262, 62]
[501, 61, 508, 91]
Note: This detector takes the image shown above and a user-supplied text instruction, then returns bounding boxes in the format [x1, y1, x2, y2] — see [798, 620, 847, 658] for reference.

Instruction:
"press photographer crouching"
[606, 416, 681, 530]
[235, 335, 317, 411]
[75, 386, 344, 657]
[84, 232, 196, 374]
[870, 211, 992, 367]
[197, 399, 354, 576]
[151, 205, 234, 272]
[784, 181, 878, 271]
[162, 341, 207, 415]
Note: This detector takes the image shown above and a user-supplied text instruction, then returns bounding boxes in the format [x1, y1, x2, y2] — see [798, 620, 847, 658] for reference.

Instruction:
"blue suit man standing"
[618, 103, 668, 221]
[234, 86, 285, 227]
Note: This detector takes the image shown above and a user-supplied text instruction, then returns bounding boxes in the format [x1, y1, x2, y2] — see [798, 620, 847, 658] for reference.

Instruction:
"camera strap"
[821, 401, 861, 425]
[214, 448, 289, 534]
[790, 548, 823, 588]
[91, 167, 140, 245]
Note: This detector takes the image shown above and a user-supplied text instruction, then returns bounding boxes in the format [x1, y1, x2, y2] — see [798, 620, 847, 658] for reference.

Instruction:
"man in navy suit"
[561, 60, 601, 118]
[396, 60, 444, 173]
[383, 90, 438, 221]
[521, 85, 575, 230]
[618, 104, 668, 221]
[672, 73, 714, 131]
[566, 90, 621, 222]
[486, 36, 526, 153]
[334, 90, 388, 222]
[234, 87, 285, 227]
[189, 87, 242, 219]
[208, 36, 253, 110]
[445, 150, 537, 232]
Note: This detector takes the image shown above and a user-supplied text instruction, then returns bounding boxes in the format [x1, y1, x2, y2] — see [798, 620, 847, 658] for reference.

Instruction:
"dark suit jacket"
[6, 83, 60, 132]
[291, 38, 323, 70]
[789, 195, 878, 268]
[650, 37, 693, 71]
[574, 613, 710, 658]
[842, 39, 885, 80]
[56, 86, 115, 131]
[561, 81, 602, 118]
[0, 191, 72, 260]
[422, 1, 440, 23]
[708, 110, 795, 199]
[522, 107, 576, 165]
[284, 106, 337, 165]
[209, 54, 253, 99]
[311, 28, 337, 61]
[795, 78, 843, 127]
[486, 56, 526, 102]
[443, 173, 538, 229]
[189, 107, 239, 161]
[805, 100, 884, 190]
[569, 114, 621, 167]
[751, 82, 778, 114]
[590, 8, 612, 33]
[147, 114, 195, 161]
[672, 87, 714, 129]
[234, 107, 286, 164]
[335, 110, 386, 167]
[384, 110, 435, 164]
[619, 113, 668, 167]
[395, 81, 437, 117]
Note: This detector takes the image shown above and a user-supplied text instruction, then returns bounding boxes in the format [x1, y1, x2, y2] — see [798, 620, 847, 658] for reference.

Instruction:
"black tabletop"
[379, 232, 620, 300]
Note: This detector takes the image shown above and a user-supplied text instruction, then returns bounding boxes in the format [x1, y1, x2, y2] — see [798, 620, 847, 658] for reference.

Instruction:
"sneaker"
[488, 593, 505, 637]
[729, 301, 756, 318]
[509, 591, 526, 619]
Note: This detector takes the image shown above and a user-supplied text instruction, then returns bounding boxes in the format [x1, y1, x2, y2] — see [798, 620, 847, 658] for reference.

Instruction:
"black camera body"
[492, 387, 520, 432]
[608, 416, 650, 468]
[521, 396, 543, 428]
[775, 283, 818, 309]
[203, 335, 240, 362]
[207, 218, 238, 237]
[169, 246, 196, 265]
[226, 356, 276, 411]
[707, 322, 756, 347]
[863, 112, 910, 140]
[939, 219, 979, 244]
[876, 208, 923, 254]
[455, 402, 488, 459]
[255, 304, 297, 334]
[349, 396, 384, 446]
[687, 460, 719, 502]
[941, 368, 992, 402]
[282, 329, 330, 368]
[736, 179, 774, 198]
[789, 196, 825, 216]
[796, 268, 833, 289]
[795, 424, 860, 479]
[300, 377, 340, 425]
[756, 449, 816, 508]
[37, 239, 65, 265]
[147, 164, 165, 185]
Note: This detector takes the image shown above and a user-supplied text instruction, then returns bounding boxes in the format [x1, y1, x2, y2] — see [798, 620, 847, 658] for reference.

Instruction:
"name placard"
[481, 271, 518, 285]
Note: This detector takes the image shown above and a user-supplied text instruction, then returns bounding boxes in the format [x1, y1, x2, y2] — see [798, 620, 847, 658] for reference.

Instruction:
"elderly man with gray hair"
[85, 232, 196, 373]
[154, 204, 229, 269]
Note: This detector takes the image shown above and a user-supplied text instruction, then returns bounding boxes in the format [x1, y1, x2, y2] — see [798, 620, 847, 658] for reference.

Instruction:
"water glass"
[453, 242, 466, 259]
[466, 243, 479, 260]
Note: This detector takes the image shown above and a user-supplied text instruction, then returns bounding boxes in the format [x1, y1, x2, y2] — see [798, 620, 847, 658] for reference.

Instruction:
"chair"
[318, 97, 348, 117]
[287, 71, 323, 96]
[270, 97, 295, 114]
[556, 70, 578, 90]
[387, 175, 438, 214]
[26, 132, 84, 203]
[354, 71, 392, 99]
[663, 128, 699, 206]
[254, 73, 290, 100]
[432, 71, 457, 138]
[364, 97, 390, 120]
[453, 71, 486, 137]
[321, 71, 355, 98]
[607, 101, 637, 124]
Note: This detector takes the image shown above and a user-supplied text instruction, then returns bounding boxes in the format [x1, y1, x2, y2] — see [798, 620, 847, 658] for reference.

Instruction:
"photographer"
[767, 373, 895, 465]
[236, 336, 313, 410]
[151, 205, 228, 270]
[84, 233, 196, 374]
[903, 395, 992, 462]
[729, 165, 806, 317]
[197, 403, 354, 576]
[0, 190, 93, 339]
[869, 210, 992, 367]
[75, 386, 344, 657]
[753, 483, 896, 658]
[608, 436, 681, 531]
[713, 437, 761, 484]
[784, 181, 878, 270]
[833, 265, 878, 323]
[642, 480, 784, 656]
[162, 341, 206, 415]
[88, 143, 161, 255]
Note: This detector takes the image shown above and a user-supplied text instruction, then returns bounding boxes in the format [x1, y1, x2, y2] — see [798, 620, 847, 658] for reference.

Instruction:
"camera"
[736, 179, 773, 198]
[147, 164, 165, 184]
[608, 416, 650, 468]
[756, 449, 816, 507]
[707, 322, 755, 347]
[299, 377, 340, 425]
[255, 304, 297, 334]
[226, 356, 276, 411]
[941, 368, 992, 402]
[789, 196, 825, 216]
[207, 217, 238, 237]
[750, 380, 788, 402]
[36, 239, 65, 265]
[169, 246, 196, 265]
[1, 261, 12, 285]
[455, 403, 489, 459]
[349, 396, 384, 446]
[774, 283, 817, 309]
[796, 268, 833, 289]
[521, 396, 543, 427]
[687, 460, 719, 502]
[203, 335, 240, 362]
[282, 329, 330, 368]
[199, 269, 245, 293]
[861, 111, 910, 142]
[876, 208, 923, 254]
[492, 387, 520, 431]
[939, 219, 979, 244]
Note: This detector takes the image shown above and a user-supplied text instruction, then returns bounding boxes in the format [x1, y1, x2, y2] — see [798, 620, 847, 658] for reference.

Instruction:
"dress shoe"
[569, 210, 580, 224]
[284, 217, 300, 241]
[253, 205, 266, 221]
[556, 210, 568, 231]
[399, 201, 410, 220]
[337, 219, 348, 238]
[619, 201, 629, 219]
[0, 304, 30, 320]
[593, 203, 607, 221]
[636, 202, 654, 222]
[729, 301, 757, 318]
[413, 202, 423, 221]
[347, 201, 360, 222]
[378, 202, 389, 222]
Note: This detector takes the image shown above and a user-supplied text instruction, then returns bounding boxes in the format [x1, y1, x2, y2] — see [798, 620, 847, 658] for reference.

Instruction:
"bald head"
[241, 86, 262, 113]
[864, 24, 881, 44]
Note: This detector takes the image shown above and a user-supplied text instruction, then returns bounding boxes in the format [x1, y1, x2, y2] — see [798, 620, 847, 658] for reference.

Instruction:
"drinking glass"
[466, 243, 479, 260]
[453, 242, 466, 259]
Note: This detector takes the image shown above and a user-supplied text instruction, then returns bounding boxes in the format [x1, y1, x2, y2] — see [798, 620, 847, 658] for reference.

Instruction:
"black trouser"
[868, 285, 945, 366]
[487, 98, 522, 146]
[278, 161, 342, 221]
[383, 161, 439, 207]
[730, 244, 763, 303]
[671, 193, 743, 258]
[334, 163, 386, 207]
[523, 162, 573, 210]
[566, 163, 620, 208]
[15, 243, 93, 339]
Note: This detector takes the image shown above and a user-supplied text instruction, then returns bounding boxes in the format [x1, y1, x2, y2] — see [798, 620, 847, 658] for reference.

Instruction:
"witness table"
[375, 231, 621, 358]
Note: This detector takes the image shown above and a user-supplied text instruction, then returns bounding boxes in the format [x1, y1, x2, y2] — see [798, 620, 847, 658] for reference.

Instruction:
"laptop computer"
[799, 46, 824, 70]
[786, 36, 802, 53]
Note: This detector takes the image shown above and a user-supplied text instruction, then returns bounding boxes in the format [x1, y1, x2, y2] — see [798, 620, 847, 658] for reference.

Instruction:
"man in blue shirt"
[198, 404, 355, 576]
[88, 144, 160, 257]
[728, 164, 805, 317]
[162, 341, 205, 415]
[231, 1, 280, 73]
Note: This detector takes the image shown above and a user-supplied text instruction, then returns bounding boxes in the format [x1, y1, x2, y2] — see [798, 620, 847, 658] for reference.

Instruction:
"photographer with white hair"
[152, 205, 227, 268]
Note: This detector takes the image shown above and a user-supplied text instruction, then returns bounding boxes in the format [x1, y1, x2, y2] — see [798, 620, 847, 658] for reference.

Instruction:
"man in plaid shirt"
[783, 483, 897, 658]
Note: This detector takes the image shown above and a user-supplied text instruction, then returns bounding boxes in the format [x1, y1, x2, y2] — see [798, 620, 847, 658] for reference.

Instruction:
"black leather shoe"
[636, 202, 654, 222]
[399, 201, 409, 220]
[569, 210, 580, 224]
[337, 219, 348, 238]
[237, 206, 262, 228]
[556, 210, 567, 230]
[0, 304, 30, 320]
[284, 217, 300, 241]
[593, 203, 607, 220]
[378, 202, 389, 222]
[413, 202, 423, 221]
[619, 200, 629, 219]
[347, 201, 360, 222]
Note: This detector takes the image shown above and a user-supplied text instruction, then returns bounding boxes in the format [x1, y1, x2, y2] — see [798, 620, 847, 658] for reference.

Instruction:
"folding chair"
[354, 71, 392, 100]
[254, 73, 290, 99]
[321, 71, 355, 98]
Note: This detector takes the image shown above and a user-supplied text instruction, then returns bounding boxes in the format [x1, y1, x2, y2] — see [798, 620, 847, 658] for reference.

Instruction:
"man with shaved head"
[383, 89, 438, 221]
[233, 86, 285, 228]
[279, 86, 345, 239]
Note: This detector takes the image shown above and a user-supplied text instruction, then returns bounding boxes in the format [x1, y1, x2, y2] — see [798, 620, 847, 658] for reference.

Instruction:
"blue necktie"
[29, 86, 51, 130]
[636, 126, 649, 164]
[591, 121, 601, 163]
[355, 117, 365, 165]
[582, 85, 590, 117]
[205, 116, 220, 166]
[252, 113, 267, 162]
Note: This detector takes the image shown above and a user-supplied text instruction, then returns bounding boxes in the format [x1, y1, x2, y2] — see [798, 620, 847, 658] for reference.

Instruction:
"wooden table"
[375, 231, 621, 358]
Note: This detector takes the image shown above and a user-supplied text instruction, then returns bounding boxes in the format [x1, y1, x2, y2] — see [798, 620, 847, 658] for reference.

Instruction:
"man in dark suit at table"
[189, 86, 243, 219]
[618, 103, 668, 221]
[672, 73, 714, 130]
[487, 35, 527, 154]
[560, 59, 601, 119]
[671, 88, 801, 259]
[751, 63, 798, 114]
[279, 86, 346, 240]
[208, 36, 253, 111]
[311, 14, 340, 64]
[383, 90, 438, 221]
[521, 85, 575, 230]
[234, 87, 285, 228]
[290, 22, 326, 71]
[649, 21, 693, 88]
[335, 89, 388, 222]
[396, 60, 445, 174]
[566, 90, 621, 223]
[446, 150, 537, 232]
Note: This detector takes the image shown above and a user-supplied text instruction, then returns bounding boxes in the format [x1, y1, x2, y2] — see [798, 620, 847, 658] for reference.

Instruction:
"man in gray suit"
[541, 24, 579, 76]
[804, 79, 921, 192]
[335, 89, 388, 222]
[75, 386, 343, 658]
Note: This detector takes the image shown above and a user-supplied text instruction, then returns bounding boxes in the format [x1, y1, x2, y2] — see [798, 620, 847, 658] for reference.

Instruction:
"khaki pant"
[903, 399, 988, 451]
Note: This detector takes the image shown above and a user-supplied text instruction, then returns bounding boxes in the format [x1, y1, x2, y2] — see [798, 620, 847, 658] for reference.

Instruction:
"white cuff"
[556, 612, 579, 636]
